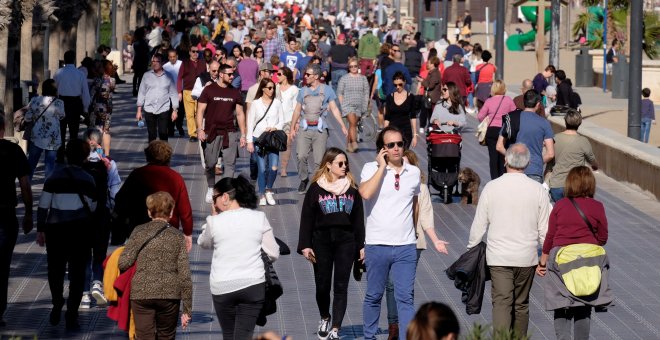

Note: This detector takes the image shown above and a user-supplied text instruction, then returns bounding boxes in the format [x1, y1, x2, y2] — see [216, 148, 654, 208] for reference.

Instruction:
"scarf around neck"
[317, 176, 351, 196]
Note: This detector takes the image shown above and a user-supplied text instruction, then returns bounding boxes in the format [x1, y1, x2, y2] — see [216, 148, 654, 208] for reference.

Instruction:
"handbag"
[556, 198, 606, 297]
[475, 96, 504, 145]
[16, 99, 55, 141]
[256, 130, 288, 153]
[423, 90, 433, 109]
[256, 249, 283, 326]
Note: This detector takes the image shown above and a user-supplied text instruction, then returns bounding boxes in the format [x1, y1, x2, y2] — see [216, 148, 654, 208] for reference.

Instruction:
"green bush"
[100, 22, 111, 47]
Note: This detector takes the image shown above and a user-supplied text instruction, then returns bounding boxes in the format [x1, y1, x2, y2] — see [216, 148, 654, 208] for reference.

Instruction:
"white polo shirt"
[360, 161, 421, 246]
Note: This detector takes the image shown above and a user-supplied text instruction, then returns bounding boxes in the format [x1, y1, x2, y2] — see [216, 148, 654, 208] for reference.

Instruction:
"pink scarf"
[318, 176, 350, 196]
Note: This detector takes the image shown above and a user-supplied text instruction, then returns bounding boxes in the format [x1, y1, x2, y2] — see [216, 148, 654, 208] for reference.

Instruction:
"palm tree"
[0, 0, 13, 113]
[20, 0, 37, 82]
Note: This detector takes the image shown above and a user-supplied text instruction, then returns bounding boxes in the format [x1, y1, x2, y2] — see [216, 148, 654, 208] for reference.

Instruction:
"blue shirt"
[295, 56, 313, 81]
[444, 45, 464, 61]
[382, 62, 412, 96]
[280, 52, 301, 72]
[514, 110, 554, 177]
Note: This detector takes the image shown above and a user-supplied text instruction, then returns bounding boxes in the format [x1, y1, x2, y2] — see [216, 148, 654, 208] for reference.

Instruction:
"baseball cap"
[259, 63, 274, 71]
[338, 33, 346, 40]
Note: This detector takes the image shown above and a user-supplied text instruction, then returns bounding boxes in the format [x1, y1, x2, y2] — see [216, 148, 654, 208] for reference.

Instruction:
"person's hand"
[433, 239, 449, 254]
[341, 125, 348, 136]
[178, 93, 183, 102]
[247, 142, 254, 153]
[359, 248, 365, 262]
[432, 119, 440, 126]
[411, 134, 418, 147]
[536, 264, 546, 277]
[101, 157, 112, 170]
[653, 120, 657, 125]
[184, 235, 192, 253]
[376, 148, 388, 168]
[181, 313, 191, 329]
[198, 130, 207, 142]
[136, 111, 142, 122]
[22, 214, 33, 235]
[239, 136, 246, 148]
[36, 232, 46, 247]
[302, 248, 316, 263]
[447, 120, 455, 126]
[172, 111, 178, 122]
[290, 126, 298, 139]
[205, 81, 213, 87]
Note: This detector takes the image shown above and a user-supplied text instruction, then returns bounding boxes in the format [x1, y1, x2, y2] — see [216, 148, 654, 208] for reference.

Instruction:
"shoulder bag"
[125, 223, 171, 269]
[475, 96, 504, 145]
[17, 98, 55, 141]
[256, 249, 283, 326]
[254, 99, 287, 154]
[555, 198, 606, 297]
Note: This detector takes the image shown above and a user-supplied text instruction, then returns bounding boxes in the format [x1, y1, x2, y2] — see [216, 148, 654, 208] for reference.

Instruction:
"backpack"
[569, 90, 582, 110]
[301, 85, 326, 123]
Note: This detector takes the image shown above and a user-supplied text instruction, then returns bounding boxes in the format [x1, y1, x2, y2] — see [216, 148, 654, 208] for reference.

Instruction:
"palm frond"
[35, 0, 59, 21]
[0, 0, 13, 31]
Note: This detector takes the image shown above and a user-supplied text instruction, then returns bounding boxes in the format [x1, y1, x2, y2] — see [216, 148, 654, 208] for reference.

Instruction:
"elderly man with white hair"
[467, 143, 550, 337]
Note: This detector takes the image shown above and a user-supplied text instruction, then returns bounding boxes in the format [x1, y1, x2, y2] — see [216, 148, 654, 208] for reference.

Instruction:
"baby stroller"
[426, 125, 462, 204]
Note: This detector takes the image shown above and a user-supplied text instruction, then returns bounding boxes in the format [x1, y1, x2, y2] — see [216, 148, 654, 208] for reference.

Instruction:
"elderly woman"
[547, 110, 598, 202]
[114, 141, 193, 250]
[119, 192, 192, 338]
[198, 177, 279, 339]
[537, 166, 611, 340]
[23, 79, 65, 180]
[544, 85, 558, 116]
[477, 80, 517, 179]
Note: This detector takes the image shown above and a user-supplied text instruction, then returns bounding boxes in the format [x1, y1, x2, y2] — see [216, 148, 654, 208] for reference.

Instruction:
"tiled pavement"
[5, 79, 660, 339]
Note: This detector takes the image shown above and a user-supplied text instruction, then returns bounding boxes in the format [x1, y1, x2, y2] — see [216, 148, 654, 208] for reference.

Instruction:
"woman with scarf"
[297, 147, 365, 340]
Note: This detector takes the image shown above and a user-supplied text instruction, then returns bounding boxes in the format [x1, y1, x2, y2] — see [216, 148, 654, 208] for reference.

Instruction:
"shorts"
[95, 112, 112, 132]
[341, 104, 363, 118]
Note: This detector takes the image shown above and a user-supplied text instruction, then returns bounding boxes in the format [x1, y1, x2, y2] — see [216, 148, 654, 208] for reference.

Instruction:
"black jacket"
[404, 48, 423, 77]
[446, 242, 489, 315]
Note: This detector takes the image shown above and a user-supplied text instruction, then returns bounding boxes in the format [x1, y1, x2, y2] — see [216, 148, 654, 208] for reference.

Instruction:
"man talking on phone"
[358, 126, 420, 340]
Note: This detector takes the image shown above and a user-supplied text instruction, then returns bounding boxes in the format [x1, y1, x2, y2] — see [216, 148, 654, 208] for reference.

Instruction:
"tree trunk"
[0, 28, 8, 114]
[465, 0, 471, 12]
[87, 1, 98, 57]
[549, 0, 560, 68]
[20, 15, 33, 82]
[450, 0, 457, 26]
[48, 22, 62, 74]
[129, 1, 137, 30]
[77, 10, 88, 62]
[116, 4, 125, 52]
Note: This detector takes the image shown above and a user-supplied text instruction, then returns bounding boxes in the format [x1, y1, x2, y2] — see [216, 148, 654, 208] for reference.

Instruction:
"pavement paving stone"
[3, 79, 660, 339]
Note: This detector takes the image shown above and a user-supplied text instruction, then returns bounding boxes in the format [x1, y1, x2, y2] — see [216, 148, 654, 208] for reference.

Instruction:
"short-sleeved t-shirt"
[198, 83, 245, 141]
[329, 45, 356, 69]
[501, 110, 554, 177]
[296, 84, 337, 112]
[548, 133, 596, 188]
[295, 56, 313, 80]
[0, 140, 30, 208]
[279, 51, 301, 71]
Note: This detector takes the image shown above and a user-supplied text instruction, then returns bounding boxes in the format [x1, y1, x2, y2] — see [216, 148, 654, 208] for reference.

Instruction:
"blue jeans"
[526, 174, 544, 184]
[254, 142, 279, 195]
[386, 249, 423, 324]
[641, 120, 652, 143]
[331, 69, 348, 91]
[468, 72, 476, 107]
[549, 187, 565, 203]
[363, 244, 417, 340]
[27, 142, 58, 180]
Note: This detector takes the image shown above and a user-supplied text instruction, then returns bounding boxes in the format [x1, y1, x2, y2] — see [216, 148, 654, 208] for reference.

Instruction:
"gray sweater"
[136, 70, 179, 114]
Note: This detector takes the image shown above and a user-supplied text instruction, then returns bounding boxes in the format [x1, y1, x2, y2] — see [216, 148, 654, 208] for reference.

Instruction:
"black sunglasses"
[394, 173, 400, 191]
[385, 141, 404, 149]
[442, 88, 448, 92]
[223, 72, 235, 76]
[264, 86, 274, 90]
[334, 161, 348, 167]
[304, 73, 314, 77]
[394, 83, 404, 88]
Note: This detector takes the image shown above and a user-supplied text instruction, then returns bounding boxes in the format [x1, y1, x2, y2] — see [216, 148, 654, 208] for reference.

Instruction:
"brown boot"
[388, 323, 399, 340]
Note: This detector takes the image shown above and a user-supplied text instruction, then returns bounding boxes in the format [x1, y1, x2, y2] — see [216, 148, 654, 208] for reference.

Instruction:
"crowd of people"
[0, 0, 621, 339]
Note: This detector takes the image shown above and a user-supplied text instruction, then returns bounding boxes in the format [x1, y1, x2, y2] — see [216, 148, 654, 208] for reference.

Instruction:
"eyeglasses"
[277, 72, 283, 76]
[210, 69, 219, 73]
[334, 161, 348, 167]
[349, 65, 359, 69]
[394, 82, 404, 88]
[304, 73, 314, 77]
[394, 173, 400, 191]
[391, 49, 400, 52]
[190, 50, 199, 53]
[264, 86, 274, 90]
[385, 141, 404, 149]
[441, 88, 448, 92]
[255, 50, 264, 54]
[223, 72, 235, 77]
[152, 60, 161, 64]
[215, 53, 222, 57]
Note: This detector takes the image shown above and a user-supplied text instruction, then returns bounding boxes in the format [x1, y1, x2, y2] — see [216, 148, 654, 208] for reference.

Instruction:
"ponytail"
[213, 176, 258, 209]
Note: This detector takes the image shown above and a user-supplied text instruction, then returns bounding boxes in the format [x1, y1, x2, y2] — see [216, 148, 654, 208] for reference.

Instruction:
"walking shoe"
[265, 191, 276, 205]
[205, 188, 214, 204]
[419, 127, 425, 134]
[91, 281, 107, 306]
[259, 196, 267, 206]
[79, 294, 91, 309]
[317, 318, 331, 339]
[298, 179, 309, 194]
[189, 136, 198, 143]
[387, 323, 399, 340]
[328, 329, 340, 339]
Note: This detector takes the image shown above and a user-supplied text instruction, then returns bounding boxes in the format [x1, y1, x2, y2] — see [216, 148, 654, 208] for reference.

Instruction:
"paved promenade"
[4, 79, 660, 339]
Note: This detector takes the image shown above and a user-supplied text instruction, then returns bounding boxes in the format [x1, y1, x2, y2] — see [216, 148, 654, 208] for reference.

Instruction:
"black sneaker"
[298, 179, 309, 194]
[189, 136, 198, 143]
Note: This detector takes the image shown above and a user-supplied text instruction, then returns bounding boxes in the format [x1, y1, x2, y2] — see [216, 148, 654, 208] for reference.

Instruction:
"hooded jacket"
[446, 242, 489, 315]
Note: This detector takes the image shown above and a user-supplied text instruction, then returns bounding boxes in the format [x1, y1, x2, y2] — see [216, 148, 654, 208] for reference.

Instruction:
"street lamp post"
[627, 0, 642, 140]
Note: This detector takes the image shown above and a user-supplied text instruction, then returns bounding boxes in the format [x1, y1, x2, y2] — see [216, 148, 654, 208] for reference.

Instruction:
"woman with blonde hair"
[477, 79, 517, 179]
[337, 57, 370, 152]
[297, 147, 365, 340]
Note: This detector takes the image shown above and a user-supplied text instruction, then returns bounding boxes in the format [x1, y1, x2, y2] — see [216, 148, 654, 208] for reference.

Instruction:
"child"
[641, 88, 656, 143]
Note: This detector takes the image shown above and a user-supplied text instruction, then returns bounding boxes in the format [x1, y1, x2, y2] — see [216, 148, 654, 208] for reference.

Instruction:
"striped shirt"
[37, 166, 97, 231]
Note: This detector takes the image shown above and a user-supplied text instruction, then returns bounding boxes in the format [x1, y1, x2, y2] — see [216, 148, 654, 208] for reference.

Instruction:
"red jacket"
[442, 63, 472, 97]
[114, 164, 193, 236]
[107, 264, 135, 332]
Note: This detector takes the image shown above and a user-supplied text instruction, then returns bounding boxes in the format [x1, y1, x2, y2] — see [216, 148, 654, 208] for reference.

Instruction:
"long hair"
[443, 82, 463, 114]
[311, 147, 357, 188]
[255, 78, 275, 100]
[406, 302, 459, 340]
[403, 150, 426, 183]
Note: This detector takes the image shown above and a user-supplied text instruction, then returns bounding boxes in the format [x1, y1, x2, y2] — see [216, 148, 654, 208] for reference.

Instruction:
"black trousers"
[45, 220, 91, 322]
[131, 299, 180, 340]
[167, 101, 185, 136]
[0, 208, 18, 318]
[213, 282, 265, 340]
[486, 126, 505, 179]
[144, 110, 171, 142]
[59, 96, 83, 144]
[312, 227, 356, 329]
[133, 70, 146, 96]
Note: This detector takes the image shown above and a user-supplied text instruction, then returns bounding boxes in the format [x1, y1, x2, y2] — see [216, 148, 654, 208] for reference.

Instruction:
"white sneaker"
[91, 281, 107, 306]
[79, 293, 91, 309]
[419, 127, 425, 134]
[259, 196, 267, 206]
[265, 191, 276, 205]
[317, 318, 331, 339]
[328, 329, 340, 339]
[205, 187, 214, 204]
